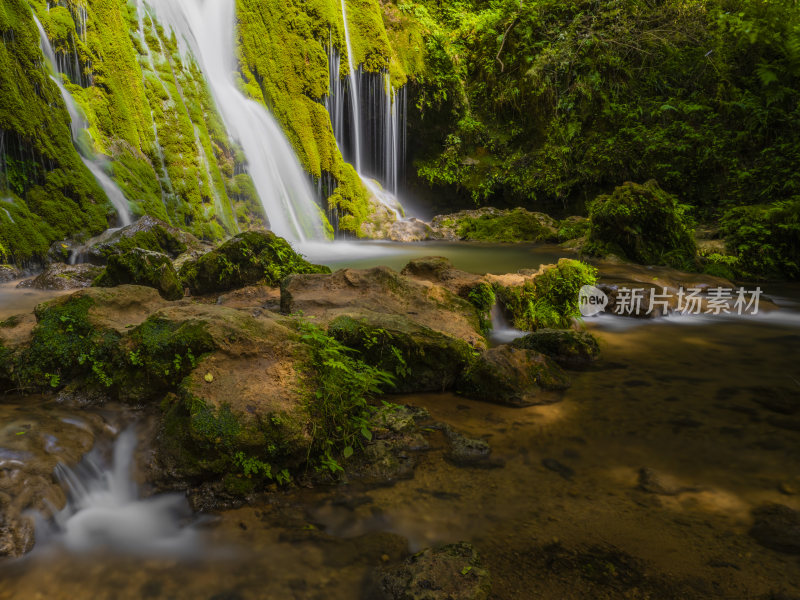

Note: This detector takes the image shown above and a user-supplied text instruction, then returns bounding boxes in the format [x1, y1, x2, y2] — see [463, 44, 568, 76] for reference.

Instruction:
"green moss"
[19, 294, 120, 390]
[93, 248, 184, 300]
[179, 230, 330, 295]
[467, 282, 495, 334]
[585, 181, 697, 269]
[557, 217, 590, 243]
[455, 208, 558, 243]
[498, 259, 597, 330]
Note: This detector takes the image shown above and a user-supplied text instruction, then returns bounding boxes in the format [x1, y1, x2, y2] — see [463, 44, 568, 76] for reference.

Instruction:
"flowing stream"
[146, 0, 325, 243]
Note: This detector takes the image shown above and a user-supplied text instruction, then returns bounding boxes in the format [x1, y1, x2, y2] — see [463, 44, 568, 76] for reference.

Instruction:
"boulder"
[179, 230, 329, 295]
[94, 248, 183, 300]
[458, 345, 569, 407]
[0, 265, 20, 282]
[82, 216, 195, 264]
[327, 312, 475, 393]
[388, 218, 434, 242]
[16, 263, 102, 291]
[367, 542, 491, 600]
[281, 266, 486, 349]
[511, 328, 600, 369]
[400, 256, 485, 299]
[430, 207, 558, 243]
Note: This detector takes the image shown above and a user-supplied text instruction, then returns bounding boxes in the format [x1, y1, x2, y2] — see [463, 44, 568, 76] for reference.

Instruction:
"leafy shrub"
[720, 199, 800, 279]
[498, 259, 597, 330]
[585, 181, 697, 269]
[297, 321, 395, 473]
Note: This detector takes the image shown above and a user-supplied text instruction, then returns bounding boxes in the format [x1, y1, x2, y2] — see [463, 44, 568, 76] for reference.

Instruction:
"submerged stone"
[17, 263, 102, 290]
[367, 541, 491, 600]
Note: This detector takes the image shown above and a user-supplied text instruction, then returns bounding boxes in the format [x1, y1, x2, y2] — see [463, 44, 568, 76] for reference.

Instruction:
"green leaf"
[342, 446, 354, 459]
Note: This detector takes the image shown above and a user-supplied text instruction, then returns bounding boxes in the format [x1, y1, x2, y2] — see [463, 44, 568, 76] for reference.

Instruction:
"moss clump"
[120, 315, 216, 399]
[720, 199, 800, 280]
[585, 181, 697, 269]
[467, 282, 496, 334]
[455, 208, 558, 243]
[19, 295, 120, 390]
[497, 259, 597, 330]
[511, 329, 600, 369]
[327, 313, 474, 393]
[179, 230, 330, 295]
[93, 248, 184, 300]
[557, 217, 590, 243]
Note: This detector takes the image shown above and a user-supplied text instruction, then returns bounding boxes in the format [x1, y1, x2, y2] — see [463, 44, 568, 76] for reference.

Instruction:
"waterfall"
[33, 13, 132, 226]
[147, 0, 325, 243]
[325, 5, 407, 220]
[339, 0, 362, 173]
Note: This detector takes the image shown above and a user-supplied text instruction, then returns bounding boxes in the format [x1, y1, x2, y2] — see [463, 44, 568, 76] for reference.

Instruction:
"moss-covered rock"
[585, 181, 698, 269]
[85, 216, 194, 264]
[431, 207, 559, 243]
[457, 345, 569, 407]
[496, 259, 597, 330]
[17, 263, 102, 290]
[327, 312, 474, 393]
[511, 329, 600, 369]
[94, 248, 183, 301]
[179, 230, 330, 295]
[281, 265, 486, 349]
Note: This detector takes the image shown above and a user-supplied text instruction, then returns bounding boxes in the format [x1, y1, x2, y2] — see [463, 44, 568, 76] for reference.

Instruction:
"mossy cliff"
[0, 0, 109, 264]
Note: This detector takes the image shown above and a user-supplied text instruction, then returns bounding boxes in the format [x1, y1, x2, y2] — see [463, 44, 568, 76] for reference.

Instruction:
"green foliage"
[557, 218, 590, 243]
[125, 316, 216, 391]
[585, 181, 697, 269]
[720, 199, 800, 279]
[297, 320, 394, 473]
[406, 0, 800, 224]
[19, 295, 120, 389]
[498, 259, 597, 330]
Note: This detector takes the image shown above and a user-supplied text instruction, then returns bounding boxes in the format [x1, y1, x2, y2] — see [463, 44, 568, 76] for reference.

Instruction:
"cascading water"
[147, 0, 325, 243]
[36, 428, 199, 555]
[325, 4, 407, 220]
[33, 14, 132, 227]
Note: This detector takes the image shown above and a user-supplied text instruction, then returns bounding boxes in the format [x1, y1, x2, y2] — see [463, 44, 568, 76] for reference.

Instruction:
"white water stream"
[147, 0, 325, 242]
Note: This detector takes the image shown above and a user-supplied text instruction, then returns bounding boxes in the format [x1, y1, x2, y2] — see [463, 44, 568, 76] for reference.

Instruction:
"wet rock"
[179, 230, 329, 295]
[82, 216, 196, 265]
[94, 248, 183, 300]
[511, 328, 600, 369]
[442, 426, 500, 468]
[0, 265, 21, 282]
[749, 504, 800, 554]
[328, 312, 475, 393]
[17, 263, 102, 291]
[389, 218, 433, 242]
[366, 541, 491, 600]
[430, 207, 558, 243]
[281, 266, 486, 349]
[457, 345, 569, 407]
[636, 467, 701, 496]
[345, 406, 431, 484]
